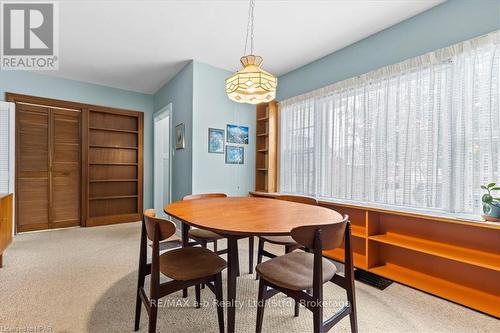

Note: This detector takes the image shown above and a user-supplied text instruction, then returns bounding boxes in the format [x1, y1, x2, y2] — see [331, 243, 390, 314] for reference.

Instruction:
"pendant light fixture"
[225, 0, 277, 104]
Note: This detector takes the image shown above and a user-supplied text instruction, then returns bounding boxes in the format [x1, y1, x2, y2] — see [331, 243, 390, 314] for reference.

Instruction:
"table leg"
[181, 222, 190, 298]
[227, 237, 239, 333]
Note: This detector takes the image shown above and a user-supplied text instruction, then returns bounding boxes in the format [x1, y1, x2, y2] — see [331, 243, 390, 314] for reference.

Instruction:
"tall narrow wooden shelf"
[255, 101, 278, 192]
[87, 109, 143, 227]
[250, 191, 500, 317]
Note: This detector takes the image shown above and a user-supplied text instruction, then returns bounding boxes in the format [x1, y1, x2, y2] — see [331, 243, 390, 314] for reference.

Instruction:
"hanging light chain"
[243, 0, 256, 56]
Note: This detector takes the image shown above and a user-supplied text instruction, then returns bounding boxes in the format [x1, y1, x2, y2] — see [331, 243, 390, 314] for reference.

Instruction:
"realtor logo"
[1, 2, 59, 70]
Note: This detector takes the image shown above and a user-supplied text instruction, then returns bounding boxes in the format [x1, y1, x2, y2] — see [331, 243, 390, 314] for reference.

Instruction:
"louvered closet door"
[16, 105, 50, 232]
[50, 110, 80, 228]
[16, 105, 81, 232]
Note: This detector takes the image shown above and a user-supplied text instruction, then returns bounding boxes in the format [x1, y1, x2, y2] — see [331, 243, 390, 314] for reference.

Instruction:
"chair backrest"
[277, 194, 318, 206]
[182, 193, 227, 201]
[291, 215, 348, 250]
[143, 209, 176, 242]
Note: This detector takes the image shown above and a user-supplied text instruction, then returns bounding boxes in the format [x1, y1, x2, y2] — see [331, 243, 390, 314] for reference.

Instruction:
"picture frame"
[226, 124, 249, 144]
[208, 128, 224, 154]
[175, 123, 185, 150]
[225, 146, 244, 164]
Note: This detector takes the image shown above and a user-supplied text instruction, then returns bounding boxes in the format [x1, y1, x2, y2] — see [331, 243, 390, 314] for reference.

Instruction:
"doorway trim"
[153, 103, 172, 213]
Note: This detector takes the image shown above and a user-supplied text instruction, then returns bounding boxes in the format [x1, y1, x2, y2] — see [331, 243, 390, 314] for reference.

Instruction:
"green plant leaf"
[491, 187, 500, 191]
[495, 197, 500, 201]
[482, 194, 493, 203]
[481, 185, 488, 190]
[487, 182, 496, 188]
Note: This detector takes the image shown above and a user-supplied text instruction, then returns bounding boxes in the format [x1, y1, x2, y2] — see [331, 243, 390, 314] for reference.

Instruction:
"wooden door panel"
[50, 111, 80, 228]
[52, 171, 79, 225]
[16, 107, 50, 232]
[53, 113, 80, 144]
[18, 110, 48, 174]
[53, 143, 79, 163]
[17, 178, 49, 231]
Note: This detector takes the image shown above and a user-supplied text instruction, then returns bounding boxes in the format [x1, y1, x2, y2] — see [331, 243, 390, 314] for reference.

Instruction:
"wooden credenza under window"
[250, 191, 500, 318]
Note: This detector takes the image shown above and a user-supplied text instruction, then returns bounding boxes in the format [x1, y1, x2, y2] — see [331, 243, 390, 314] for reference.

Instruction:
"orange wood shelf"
[369, 233, 500, 272]
[323, 248, 367, 270]
[369, 263, 500, 317]
[351, 224, 365, 238]
[250, 191, 500, 317]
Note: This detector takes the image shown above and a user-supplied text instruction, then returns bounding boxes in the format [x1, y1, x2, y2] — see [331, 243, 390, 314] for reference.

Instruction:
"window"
[280, 31, 500, 215]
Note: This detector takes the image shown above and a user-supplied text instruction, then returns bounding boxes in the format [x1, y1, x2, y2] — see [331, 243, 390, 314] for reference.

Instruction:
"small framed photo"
[208, 128, 225, 154]
[226, 124, 249, 144]
[225, 146, 244, 164]
[175, 123, 185, 150]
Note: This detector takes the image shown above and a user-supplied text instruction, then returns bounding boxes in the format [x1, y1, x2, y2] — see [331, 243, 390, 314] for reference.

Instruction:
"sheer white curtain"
[280, 31, 500, 215]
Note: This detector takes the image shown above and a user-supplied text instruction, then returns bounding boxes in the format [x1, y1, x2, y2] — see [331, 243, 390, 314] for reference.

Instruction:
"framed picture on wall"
[226, 124, 249, 144]
[225, 146, 244, 164]
[175, 123, 185, 150]
[208, 128, 224, 153]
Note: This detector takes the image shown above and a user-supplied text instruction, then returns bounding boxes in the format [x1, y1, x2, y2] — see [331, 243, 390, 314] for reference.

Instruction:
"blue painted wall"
[153, 61, 194, 202]
[0, 70, 155, 208]
[277, 0, 500, 100]
[192, 61, 255, 196]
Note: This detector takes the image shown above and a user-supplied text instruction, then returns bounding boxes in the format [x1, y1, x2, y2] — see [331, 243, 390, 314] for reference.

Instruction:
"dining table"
[165, 196, 343, 333]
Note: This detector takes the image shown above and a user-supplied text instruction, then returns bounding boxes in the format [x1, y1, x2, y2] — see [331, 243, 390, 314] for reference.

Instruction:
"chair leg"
[347, 279, 358, 333]
[236, 240, 240, 277]
[195, 284, 201, 309]
[182, 223, 190, 298]
[148, 298, 158, 333]
[256, 279, 267, 333]
[213, 240, 217, 253]
[134, 221, 147, 331]
[214, 273, 225, 333]
[294, 300, 300, 317]
[312, 303, 323, 333]
[134, 287, 143, 331]
[256, 238, 264, 280]
[248, 236, 254, 274]
[201, 241, 208, 289]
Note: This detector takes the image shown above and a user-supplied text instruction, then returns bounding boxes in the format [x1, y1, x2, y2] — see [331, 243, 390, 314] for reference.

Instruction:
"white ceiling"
[47, 0, 444, 94]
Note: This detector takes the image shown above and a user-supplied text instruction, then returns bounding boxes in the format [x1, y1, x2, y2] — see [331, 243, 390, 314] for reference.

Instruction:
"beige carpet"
[0, 222, 498, 333]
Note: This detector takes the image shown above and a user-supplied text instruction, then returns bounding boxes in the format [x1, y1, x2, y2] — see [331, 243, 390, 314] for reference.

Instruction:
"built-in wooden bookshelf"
[255, 101, 278, 192]
[250, 191, 500, 317]
[87, 109, 143, 226]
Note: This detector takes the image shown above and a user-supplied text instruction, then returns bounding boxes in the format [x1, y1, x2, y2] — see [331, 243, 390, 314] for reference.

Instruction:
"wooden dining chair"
[183, 193, 254, 275]
[256, 194, 318, 278]
[255, 215, 357, 333]
[134, 209, 226, 333]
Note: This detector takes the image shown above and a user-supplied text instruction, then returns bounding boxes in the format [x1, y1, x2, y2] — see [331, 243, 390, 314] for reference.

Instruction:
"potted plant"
[481, 182, 500, 220]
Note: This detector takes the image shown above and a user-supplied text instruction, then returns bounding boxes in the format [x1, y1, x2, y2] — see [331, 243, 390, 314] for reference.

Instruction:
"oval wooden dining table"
[165, 196, 343, 333]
